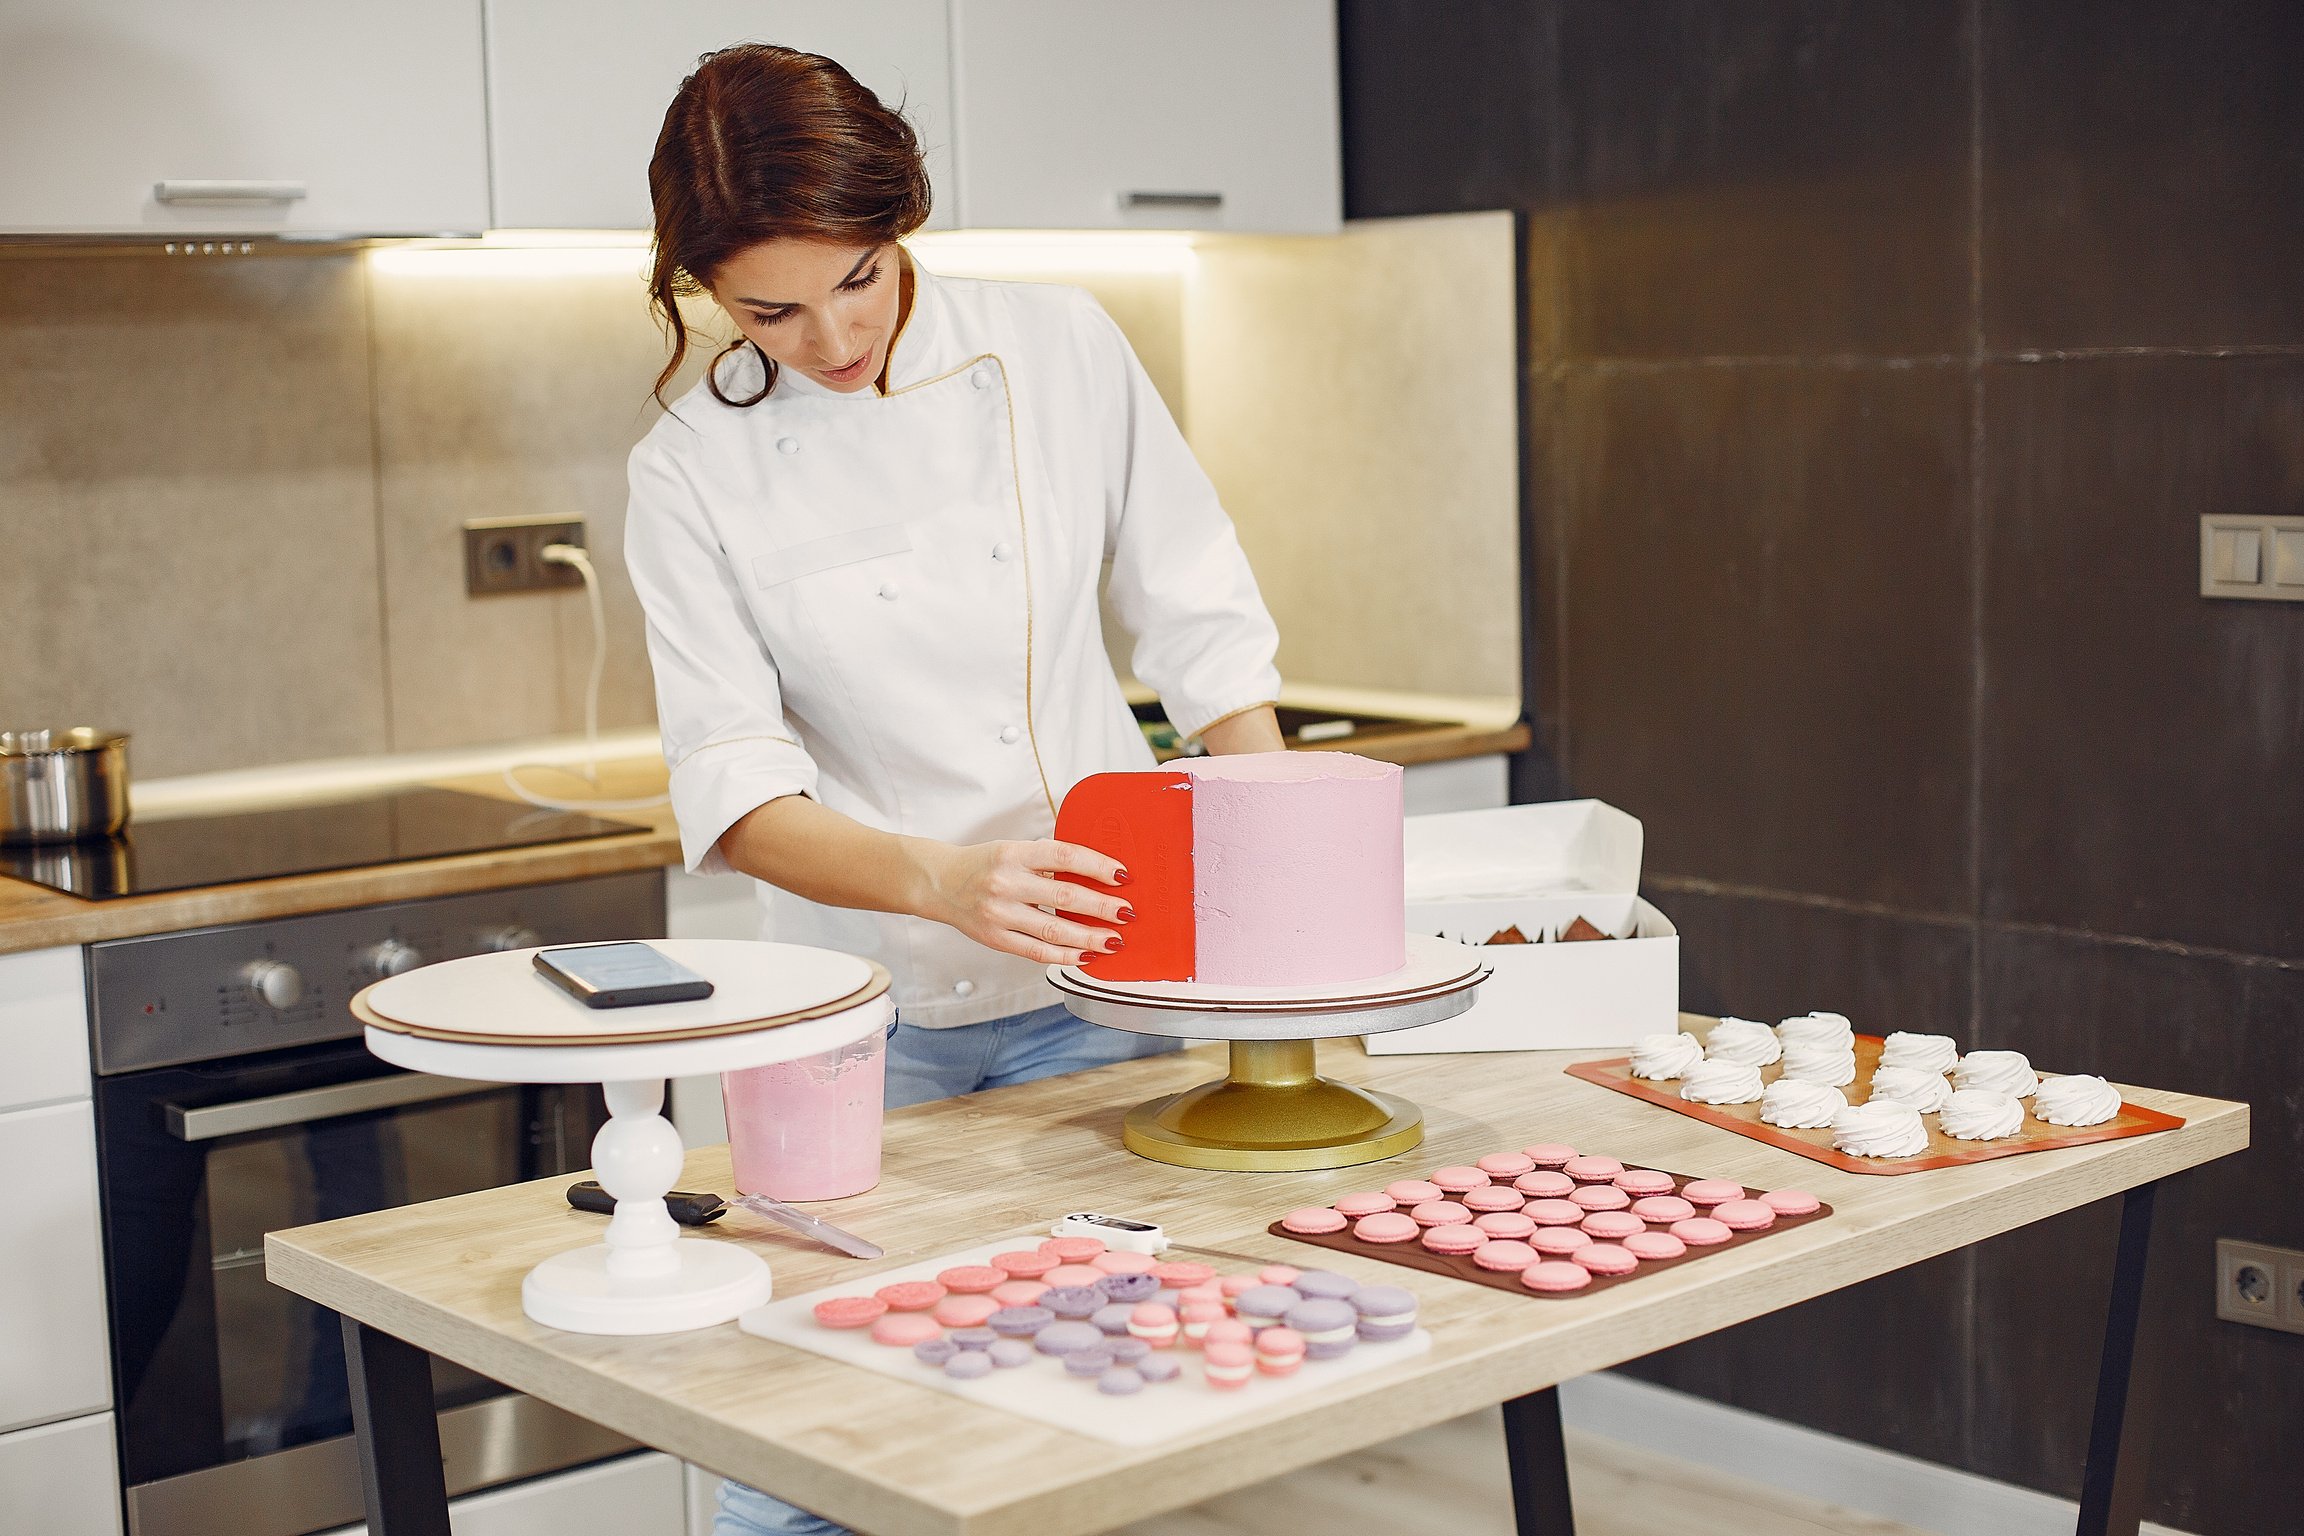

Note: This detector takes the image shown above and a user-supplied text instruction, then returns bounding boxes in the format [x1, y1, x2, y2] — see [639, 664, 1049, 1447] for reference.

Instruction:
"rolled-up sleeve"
[625, 438, 820, 875]
[1082, 293, 1283, 741]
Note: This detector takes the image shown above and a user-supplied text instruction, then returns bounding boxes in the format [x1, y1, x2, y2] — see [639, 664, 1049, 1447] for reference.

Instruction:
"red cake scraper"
[1053, 771, 1194, 982]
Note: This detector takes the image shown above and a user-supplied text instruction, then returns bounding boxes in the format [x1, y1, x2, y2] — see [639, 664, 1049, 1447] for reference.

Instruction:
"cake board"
[1566, 1034, 2185, 1175]
[737, 1236, 1433, 1446]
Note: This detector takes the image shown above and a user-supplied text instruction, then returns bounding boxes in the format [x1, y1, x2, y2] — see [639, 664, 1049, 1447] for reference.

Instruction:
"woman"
[625, 44, 1283, 1534]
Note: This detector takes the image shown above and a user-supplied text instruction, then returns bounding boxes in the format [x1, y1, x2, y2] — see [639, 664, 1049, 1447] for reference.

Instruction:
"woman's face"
[709, 239, 901, 393]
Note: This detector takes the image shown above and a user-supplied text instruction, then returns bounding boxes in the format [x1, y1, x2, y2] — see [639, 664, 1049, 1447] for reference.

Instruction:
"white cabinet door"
[321, 1448, 685, 1536]
[0, 0, 489, 236]
[0, 1102, 111, 1434]
[486, 0, 954, 231]
[0, 946, 88, 1113]
[0, 1413, 123, 1536]
[950, 0, 1339, 233]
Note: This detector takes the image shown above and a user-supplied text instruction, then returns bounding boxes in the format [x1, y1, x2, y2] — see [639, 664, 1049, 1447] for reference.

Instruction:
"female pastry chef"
[627, 46, 1280, 1190]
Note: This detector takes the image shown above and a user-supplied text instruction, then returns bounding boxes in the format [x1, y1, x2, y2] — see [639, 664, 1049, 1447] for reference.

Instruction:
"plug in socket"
[2216, 1238, 2304, 1335]
[464, 516, 586, 596]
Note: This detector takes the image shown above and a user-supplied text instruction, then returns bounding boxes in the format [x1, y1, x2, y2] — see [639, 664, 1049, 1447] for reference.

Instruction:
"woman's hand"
[911, 838, 1133, 966]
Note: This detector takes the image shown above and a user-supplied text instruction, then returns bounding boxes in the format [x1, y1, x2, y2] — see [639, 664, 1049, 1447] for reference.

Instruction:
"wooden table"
[265, 1024, 2246, 1536]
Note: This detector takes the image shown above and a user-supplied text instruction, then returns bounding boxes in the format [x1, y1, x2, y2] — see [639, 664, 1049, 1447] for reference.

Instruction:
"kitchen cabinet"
[0, 0, 488, 236]
[0, 1101, 111, 1434]
[0, 945, 87, 1112]
[948, 0, 1339, 233]
[484, 0, 954, 231]
[322, 1448, 685, 1536]
[0, 1413, 123, 1536]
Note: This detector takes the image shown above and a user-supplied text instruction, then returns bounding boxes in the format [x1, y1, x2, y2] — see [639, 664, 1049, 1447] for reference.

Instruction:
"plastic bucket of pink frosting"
[721, 1027, 886, 1201]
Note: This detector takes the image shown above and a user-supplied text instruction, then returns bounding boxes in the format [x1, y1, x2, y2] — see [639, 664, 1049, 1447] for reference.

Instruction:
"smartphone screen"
[533, 942, 715, 1009]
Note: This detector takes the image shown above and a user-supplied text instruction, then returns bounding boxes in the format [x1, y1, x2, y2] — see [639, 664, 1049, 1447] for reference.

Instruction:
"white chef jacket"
[625, 259, 1282, 1027]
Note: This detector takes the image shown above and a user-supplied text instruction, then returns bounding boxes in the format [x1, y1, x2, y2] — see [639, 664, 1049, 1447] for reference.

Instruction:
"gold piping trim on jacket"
[673, 731, 804, 771]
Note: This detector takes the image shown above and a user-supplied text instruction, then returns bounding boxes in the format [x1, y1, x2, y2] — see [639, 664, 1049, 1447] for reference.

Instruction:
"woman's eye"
[839, 264, 882, 294]
[749, 310, 792, 327]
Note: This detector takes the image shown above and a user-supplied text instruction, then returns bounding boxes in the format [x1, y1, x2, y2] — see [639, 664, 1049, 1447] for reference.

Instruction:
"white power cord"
[502, 542, 671, 814]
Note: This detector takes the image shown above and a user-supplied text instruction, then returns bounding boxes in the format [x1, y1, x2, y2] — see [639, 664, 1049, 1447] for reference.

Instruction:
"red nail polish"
[1112, 868, 1131, 886]
[1117, 906, 1137, 924]
[1104, 934, 1125, 952]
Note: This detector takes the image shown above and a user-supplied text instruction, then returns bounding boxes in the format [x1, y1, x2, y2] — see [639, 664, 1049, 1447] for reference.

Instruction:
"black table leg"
[2076, 1180, 2160, 1536]
[343, 1316, 452, 1536]
[1501, 1385, 1576, 1536]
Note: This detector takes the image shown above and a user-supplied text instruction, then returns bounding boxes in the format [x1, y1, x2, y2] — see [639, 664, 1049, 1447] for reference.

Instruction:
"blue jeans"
[714, 1004, 1177, 1536]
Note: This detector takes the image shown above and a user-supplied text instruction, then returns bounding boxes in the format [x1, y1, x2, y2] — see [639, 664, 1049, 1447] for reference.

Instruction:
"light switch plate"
[2202, 514, 2304, 600]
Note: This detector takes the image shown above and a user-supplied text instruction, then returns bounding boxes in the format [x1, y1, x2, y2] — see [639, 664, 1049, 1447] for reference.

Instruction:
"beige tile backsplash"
[0, 213, 1517, 779]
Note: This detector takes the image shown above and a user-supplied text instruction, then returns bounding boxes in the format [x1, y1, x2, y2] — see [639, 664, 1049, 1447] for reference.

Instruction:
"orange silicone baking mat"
[1566, 1035, 2184, 1175]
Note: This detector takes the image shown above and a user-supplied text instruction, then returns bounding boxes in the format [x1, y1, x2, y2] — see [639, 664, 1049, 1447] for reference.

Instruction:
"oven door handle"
[163, 1072, 503, 1142]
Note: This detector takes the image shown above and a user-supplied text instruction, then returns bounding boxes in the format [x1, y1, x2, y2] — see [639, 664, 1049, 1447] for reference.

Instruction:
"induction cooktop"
[0, 786, 647, 901]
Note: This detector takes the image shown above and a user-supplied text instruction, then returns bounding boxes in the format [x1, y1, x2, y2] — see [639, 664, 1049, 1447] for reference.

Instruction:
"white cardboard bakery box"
[1364, 799, 1678, 1055]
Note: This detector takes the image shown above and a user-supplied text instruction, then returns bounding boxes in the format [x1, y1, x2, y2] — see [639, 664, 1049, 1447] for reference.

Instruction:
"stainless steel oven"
[88, 871, 664, 1536]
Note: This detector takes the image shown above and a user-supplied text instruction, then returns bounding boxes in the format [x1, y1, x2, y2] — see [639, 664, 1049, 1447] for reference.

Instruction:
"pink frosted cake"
[1055, 750, 1405, 987]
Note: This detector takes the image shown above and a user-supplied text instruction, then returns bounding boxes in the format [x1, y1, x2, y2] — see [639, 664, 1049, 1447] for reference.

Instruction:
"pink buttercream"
[1180, 751, 1405, 985]
[722, 1033, 885, 1201]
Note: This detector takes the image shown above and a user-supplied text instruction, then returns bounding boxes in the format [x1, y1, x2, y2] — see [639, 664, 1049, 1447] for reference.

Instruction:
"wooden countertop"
[0, 723, 1528, 955]
[267, 1025, 2244, 1536]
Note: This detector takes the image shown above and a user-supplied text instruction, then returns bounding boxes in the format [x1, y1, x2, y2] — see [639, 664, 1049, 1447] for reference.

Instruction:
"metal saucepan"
[0, 728, 131, 845]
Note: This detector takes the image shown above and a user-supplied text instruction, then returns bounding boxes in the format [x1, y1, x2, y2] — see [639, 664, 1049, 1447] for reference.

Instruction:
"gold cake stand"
[1049, 940, 1488, 1172]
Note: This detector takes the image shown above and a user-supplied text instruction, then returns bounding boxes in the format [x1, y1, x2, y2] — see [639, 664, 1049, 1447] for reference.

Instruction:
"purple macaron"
[913, 1337, 960, 1366]
[1285, 1297, 1360, 1360]
[1033, 1320, 1106, 1356]
[1352, 1286, 1418, 1343]
[988, 1305, 1054, 1338]
[1097, 1272, 1161, 1304]
[1097, 1367, 1146, 1395]
[1107, 1336, 1152, 1363]
[1091, 1303, 1137, 1336]
[1234, 1284, 1302, 1329]
[1291, 1270, 1359, 1302]
[944, 1350, 994, 1379]
[1042, 1285, 1104, 1319]
[1135, 1353, 1182, 1384]
[1063, 1346, 1116, 1377]
[986, 1339, 1034, 1369]
[949, 1326, 997, 1351]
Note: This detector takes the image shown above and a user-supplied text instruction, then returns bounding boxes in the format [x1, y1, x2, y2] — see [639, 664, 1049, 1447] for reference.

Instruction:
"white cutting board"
[737, 1237, 1431, 1446]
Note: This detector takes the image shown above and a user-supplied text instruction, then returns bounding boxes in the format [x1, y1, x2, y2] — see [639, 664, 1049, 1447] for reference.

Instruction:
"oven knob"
[478, 925, 541, 953]
[362, 938, 424, 979]
[240, 960, 306, 1010]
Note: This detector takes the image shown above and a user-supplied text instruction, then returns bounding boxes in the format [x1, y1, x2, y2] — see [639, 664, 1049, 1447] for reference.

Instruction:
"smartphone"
[532, 942, 715, 1009]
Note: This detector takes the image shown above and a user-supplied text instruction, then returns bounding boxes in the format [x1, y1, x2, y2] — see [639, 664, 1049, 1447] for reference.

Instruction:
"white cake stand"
[351, 941, 892, 1336]
[1050, 936, 1488, 1172]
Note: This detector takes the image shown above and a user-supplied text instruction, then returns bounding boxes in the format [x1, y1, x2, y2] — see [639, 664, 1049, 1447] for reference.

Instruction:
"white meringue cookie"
[2032, 1074, 2122, 1127]
[1776, 1011, 1856, 1052]
[1955, 1050, 2038, 1099]
[1867, 1065, 1954, 1114]
[1940, 1087, 2025, 1140]
[1679, 1059, 1765, 1104]
[1877, 1031, 1960, 1076]
[1629, 1031, 1705, 1080]
[1706, 1017, 1783, 1067]
[1759, 1079, 1846, 1129]
[1831, 1101, 1929, 1158]
[1780, 1040, 1858, 1088]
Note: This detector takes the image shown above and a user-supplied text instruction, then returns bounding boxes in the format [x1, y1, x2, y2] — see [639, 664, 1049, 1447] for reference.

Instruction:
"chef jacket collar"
[769, 247, 954, 403]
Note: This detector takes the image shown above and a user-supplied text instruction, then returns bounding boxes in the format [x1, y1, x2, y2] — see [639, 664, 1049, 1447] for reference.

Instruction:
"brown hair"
[647, 44, 933, 408]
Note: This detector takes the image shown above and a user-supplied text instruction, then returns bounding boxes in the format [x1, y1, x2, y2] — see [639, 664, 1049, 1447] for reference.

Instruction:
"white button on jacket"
[626, 260, 1281, 1028]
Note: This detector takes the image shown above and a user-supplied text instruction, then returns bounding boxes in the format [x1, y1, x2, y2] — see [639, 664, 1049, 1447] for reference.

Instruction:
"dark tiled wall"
[1343, 2, 2304, 1531]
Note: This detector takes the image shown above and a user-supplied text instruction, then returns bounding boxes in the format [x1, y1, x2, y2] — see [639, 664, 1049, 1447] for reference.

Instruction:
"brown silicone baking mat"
[1271, 1167, 1831, 1299]
[1566, 1034, 2184, 1176]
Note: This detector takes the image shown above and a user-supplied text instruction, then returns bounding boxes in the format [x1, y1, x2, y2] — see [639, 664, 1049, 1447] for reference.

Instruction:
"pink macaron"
[1520, 1260, 1593, 1293]
[1563, 1154, 1625, 1183]
[875, 1281, 946, 1312]
[1203, 1319, 1253, 1350]
[991, 1250, 1058, 1279]
[1613, 1169, 1677, 1197]
[1514, 1170, 1577, 1199]
[1713, 1199, 1778, 1232]
[1282, 1206, 1349, 1235]
[1630, 1195, 1697, 1224]
[1044, 1264, 1106, 1289]
[1094, 1249, 1159, 1275]
[1203, 1339, 1254, 1389]
[1258, 1265, 1301, 1287]
[1409, 1199, 1473, 1228]
[1523, 1143, 1579, 1168]
[1474, 1211, 1537, 1240]
[812, 1295, 887, 1329]
[937, 1265, 1009, 1295]
[1179, 1299, 1227, 1345]
[1569, 1184, 1631, 1212]
[1473, 1239, 1542, 1272]
[1580, 1211, 1644, 1242]
[1573, 1243, 1639, 1276]
[1335, 1191, 1399, 1218]
[1041, 1236, 1107, 1263]
[1669, 1217, 1734, 1247]
[1128, 1303, 1180, 1348]
[1176, 1282, 1225, 1311]
[1151, 1261, 1216, 1288]
[1680, 1179, 1746, 1208]
[869, 1312, 942, 1347]
[991, 1279, 1050, 1307]
[1219, 1274, 1260, 1301]
[1354, 1211, 1421, 1244]
[932, 1293, 1001, 1328]
[1463, 1185, 1527, 1213]
[1386, 1178, 1446, 1205]
[1531, 1226, 1593, 1257]
[1623, 1230, 1687, 1262]
[1762, 1188, 1822, 1217]
[1255, 1326, 1306, 1376]
[1422, 1224, 1485, 1256]
[1478, 1151, 1537, 1179]
[1431, 1165, 1492, 1194]
[1525, 1198, 1585, 1227]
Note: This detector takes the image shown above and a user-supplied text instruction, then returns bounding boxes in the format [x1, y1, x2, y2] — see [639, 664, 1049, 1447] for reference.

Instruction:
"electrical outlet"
[2201, 513, 2304, 600]
[463, 516, 586, 596]
[2216, 1238, 2304, 1335]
